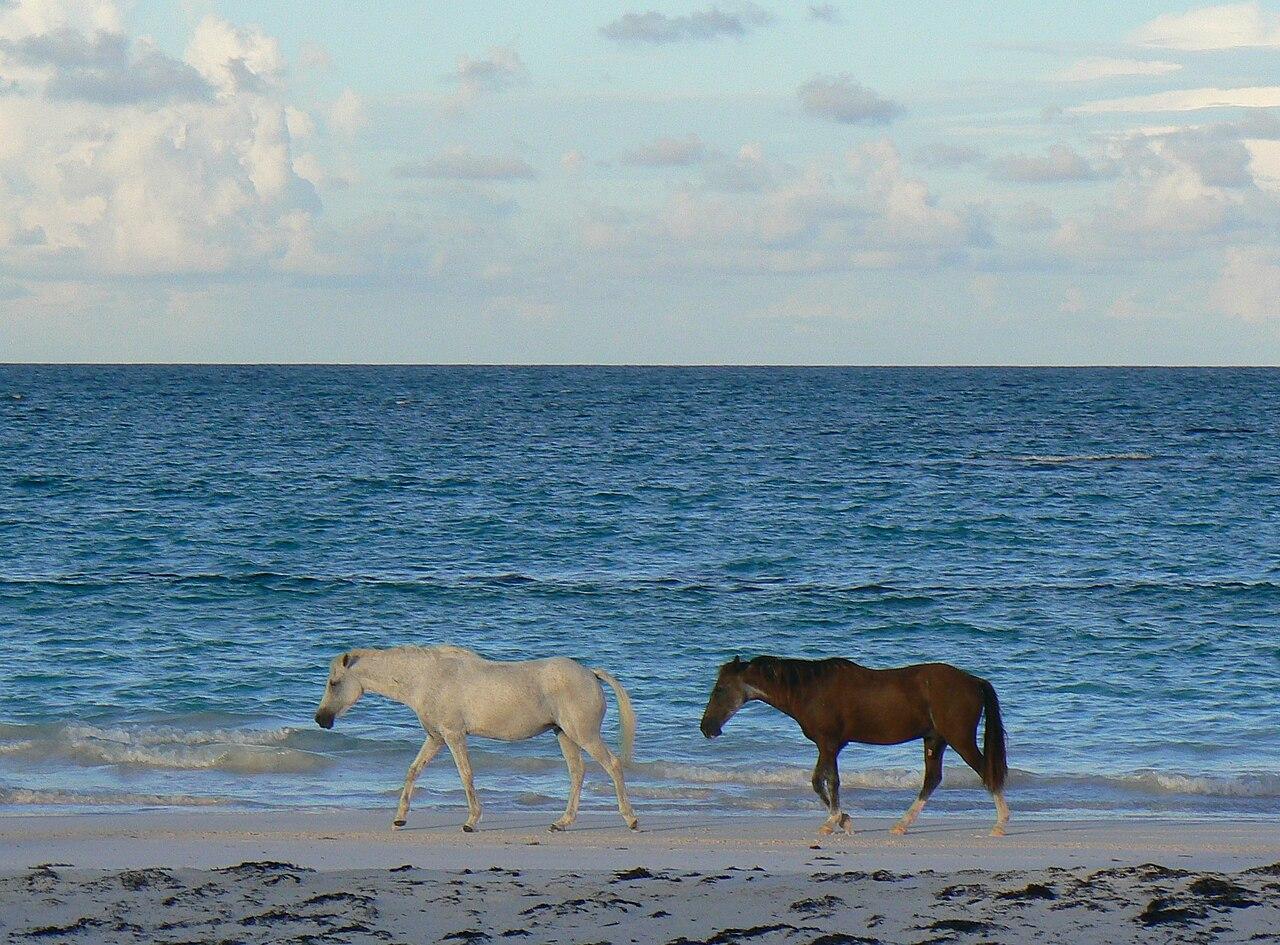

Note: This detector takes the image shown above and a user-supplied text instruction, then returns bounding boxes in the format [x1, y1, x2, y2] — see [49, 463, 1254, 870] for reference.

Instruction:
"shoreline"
[2, 808, 1277, 872]
[1, 810, 1277, 945]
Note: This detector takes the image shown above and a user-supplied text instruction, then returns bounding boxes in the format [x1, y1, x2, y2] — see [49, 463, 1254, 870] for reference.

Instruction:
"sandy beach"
[1, 809, 1276, 943]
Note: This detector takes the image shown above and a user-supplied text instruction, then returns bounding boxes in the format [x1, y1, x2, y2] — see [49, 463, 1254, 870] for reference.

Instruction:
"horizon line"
[2, 362, 1279, 370]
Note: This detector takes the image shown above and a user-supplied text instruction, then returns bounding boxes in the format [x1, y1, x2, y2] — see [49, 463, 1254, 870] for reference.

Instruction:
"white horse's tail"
[592, 668, 635, 764]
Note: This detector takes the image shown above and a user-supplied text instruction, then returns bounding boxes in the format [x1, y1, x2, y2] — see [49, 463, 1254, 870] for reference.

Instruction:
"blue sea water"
[0, 366, 1278, 821]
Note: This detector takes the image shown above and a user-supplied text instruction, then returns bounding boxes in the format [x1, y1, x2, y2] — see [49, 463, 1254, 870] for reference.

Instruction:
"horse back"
[805, 661, 986, 747]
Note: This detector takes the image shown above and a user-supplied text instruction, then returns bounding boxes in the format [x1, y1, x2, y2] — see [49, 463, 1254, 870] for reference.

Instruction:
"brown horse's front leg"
[815, 744, 851, 836]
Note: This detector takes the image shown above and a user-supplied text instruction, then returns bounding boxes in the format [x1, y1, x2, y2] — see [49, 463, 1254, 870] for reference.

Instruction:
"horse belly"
[844, 704, 931, 746]
[463, 688, 555, 741]
[466, 703, 554, 740]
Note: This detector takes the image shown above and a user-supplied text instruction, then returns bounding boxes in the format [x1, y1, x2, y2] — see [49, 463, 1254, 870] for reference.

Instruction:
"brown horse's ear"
[731, 655, 743, 666]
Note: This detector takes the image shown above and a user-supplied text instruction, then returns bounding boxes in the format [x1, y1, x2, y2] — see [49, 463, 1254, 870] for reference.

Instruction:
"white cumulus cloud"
[1133, 2, 1280, 51]
[0, 0, 327, 277]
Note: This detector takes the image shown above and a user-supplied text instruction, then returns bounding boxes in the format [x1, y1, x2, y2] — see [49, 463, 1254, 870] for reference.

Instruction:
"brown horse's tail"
[980, 680, 1008, 794]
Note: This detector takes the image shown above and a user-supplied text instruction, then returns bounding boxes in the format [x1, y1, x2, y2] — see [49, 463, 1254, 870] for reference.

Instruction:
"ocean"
[1, 366, 1277, 821]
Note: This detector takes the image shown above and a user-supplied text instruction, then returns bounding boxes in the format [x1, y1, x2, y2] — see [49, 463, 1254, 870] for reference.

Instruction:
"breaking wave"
[0, 723, 330, 775]
[0, 789, 225, 807]
[635, 761, 1280, 799]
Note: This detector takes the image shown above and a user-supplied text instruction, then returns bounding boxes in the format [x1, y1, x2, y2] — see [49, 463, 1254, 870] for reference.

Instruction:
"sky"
[2, 1, 1280, 364]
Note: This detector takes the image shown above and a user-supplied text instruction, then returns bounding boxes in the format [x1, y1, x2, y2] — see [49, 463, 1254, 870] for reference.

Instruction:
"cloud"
[915, 142, 986, 168]
[798, 74, 900, 124]
[0, 27, 210, 104]
[1216, 246, 1280, 317]
[1047, 132, 1275, 262]
[1007, 201, 1057, 231]
[621, 133, 706, 166]
[0, 1, 326, 277]
[600, 4, 773, 44]
[992, 144, 1110, 183]
[701, 142, 781, 192]
[328, 88, 368, 138]
[452, 46, 524, 98]
[1161, 130, 1254, 187]
[1133, 3, 1280, 51]
[1073, 87, 1280, 114]
[393, 147, 536, 180]
[184, 16, 284, 96]
[808, 4, 842, 23]
[298, 41, 332, 71]
[600, 139, 980, 274]
[1054, 57, 1182, 83]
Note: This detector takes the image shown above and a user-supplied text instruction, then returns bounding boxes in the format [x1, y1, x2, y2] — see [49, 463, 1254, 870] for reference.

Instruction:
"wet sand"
[1, 810, 1276, 943]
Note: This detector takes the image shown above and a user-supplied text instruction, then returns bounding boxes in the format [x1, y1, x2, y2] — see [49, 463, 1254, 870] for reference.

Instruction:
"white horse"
[313, 645, 638, 832]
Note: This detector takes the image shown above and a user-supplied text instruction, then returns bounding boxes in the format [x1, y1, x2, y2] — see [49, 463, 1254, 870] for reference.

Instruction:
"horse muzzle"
[314, 711, 335, 730]
[700, 720, 721, 738]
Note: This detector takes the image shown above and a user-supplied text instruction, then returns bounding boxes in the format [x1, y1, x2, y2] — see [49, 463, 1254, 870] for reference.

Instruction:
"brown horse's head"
[700, 657, 752, 738]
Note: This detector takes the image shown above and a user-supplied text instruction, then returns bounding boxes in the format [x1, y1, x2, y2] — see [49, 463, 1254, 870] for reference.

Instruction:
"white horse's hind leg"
[443, 732, 482, 832]
[393, 733, 444, 828]
[580, 735, 638, 830]
[550, 732, 584, 831]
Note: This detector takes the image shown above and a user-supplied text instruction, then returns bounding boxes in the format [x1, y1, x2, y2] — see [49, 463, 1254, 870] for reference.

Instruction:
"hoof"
[626, 818, 639, 831]
[817, 824, 834, 837]
[990, 826, 1006, 838]
[392, 819, 406, 829]
[461, 824, 475, 833]
[548, 823, 566, 833]
[889, 824, 907, 836]
[839, 814, 852, 834]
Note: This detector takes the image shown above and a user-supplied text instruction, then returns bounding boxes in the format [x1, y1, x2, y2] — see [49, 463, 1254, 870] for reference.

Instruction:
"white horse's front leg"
[393, 734, 444, 829]
[550, 732, 585, 831]
[443, 732, 481, 832]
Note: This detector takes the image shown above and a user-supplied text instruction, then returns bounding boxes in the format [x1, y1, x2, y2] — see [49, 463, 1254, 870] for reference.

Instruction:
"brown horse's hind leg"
[891, 736, 945, 835]
[814, 744, 851, 836]
[947, 731, 1008, 837]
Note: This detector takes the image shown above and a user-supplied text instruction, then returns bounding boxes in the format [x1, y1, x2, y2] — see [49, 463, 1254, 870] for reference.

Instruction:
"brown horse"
[700, 656, 1009, 837]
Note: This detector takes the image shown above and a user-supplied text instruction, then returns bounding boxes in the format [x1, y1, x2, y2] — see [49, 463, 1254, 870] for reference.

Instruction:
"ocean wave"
[1007, 452, 1154, 465]
[636, 760, 1280, 799]
[0, 789, 225, 807]
[0, 723, 331, 775]
[1113, 770, 1280, 798]
[8, 569, 1275, 601]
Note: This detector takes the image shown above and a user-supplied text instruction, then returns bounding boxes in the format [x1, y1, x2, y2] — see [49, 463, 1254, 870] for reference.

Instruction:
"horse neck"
[743, 670, 800, 721]
[352, 649, 420, 706]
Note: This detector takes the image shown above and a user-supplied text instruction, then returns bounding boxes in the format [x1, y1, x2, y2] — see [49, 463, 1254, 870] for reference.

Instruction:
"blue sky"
[2, 1, 1280, 363]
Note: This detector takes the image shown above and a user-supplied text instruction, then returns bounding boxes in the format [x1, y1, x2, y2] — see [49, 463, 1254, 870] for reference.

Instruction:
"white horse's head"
[314, 651, 364, 729]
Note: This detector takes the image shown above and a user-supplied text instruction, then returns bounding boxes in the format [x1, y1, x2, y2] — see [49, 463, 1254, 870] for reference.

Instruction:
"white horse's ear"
[342, 652, 353, 668]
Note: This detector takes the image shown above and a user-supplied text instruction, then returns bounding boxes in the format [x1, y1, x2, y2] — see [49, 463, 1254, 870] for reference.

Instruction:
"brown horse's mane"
[743, 655, 857, 695]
